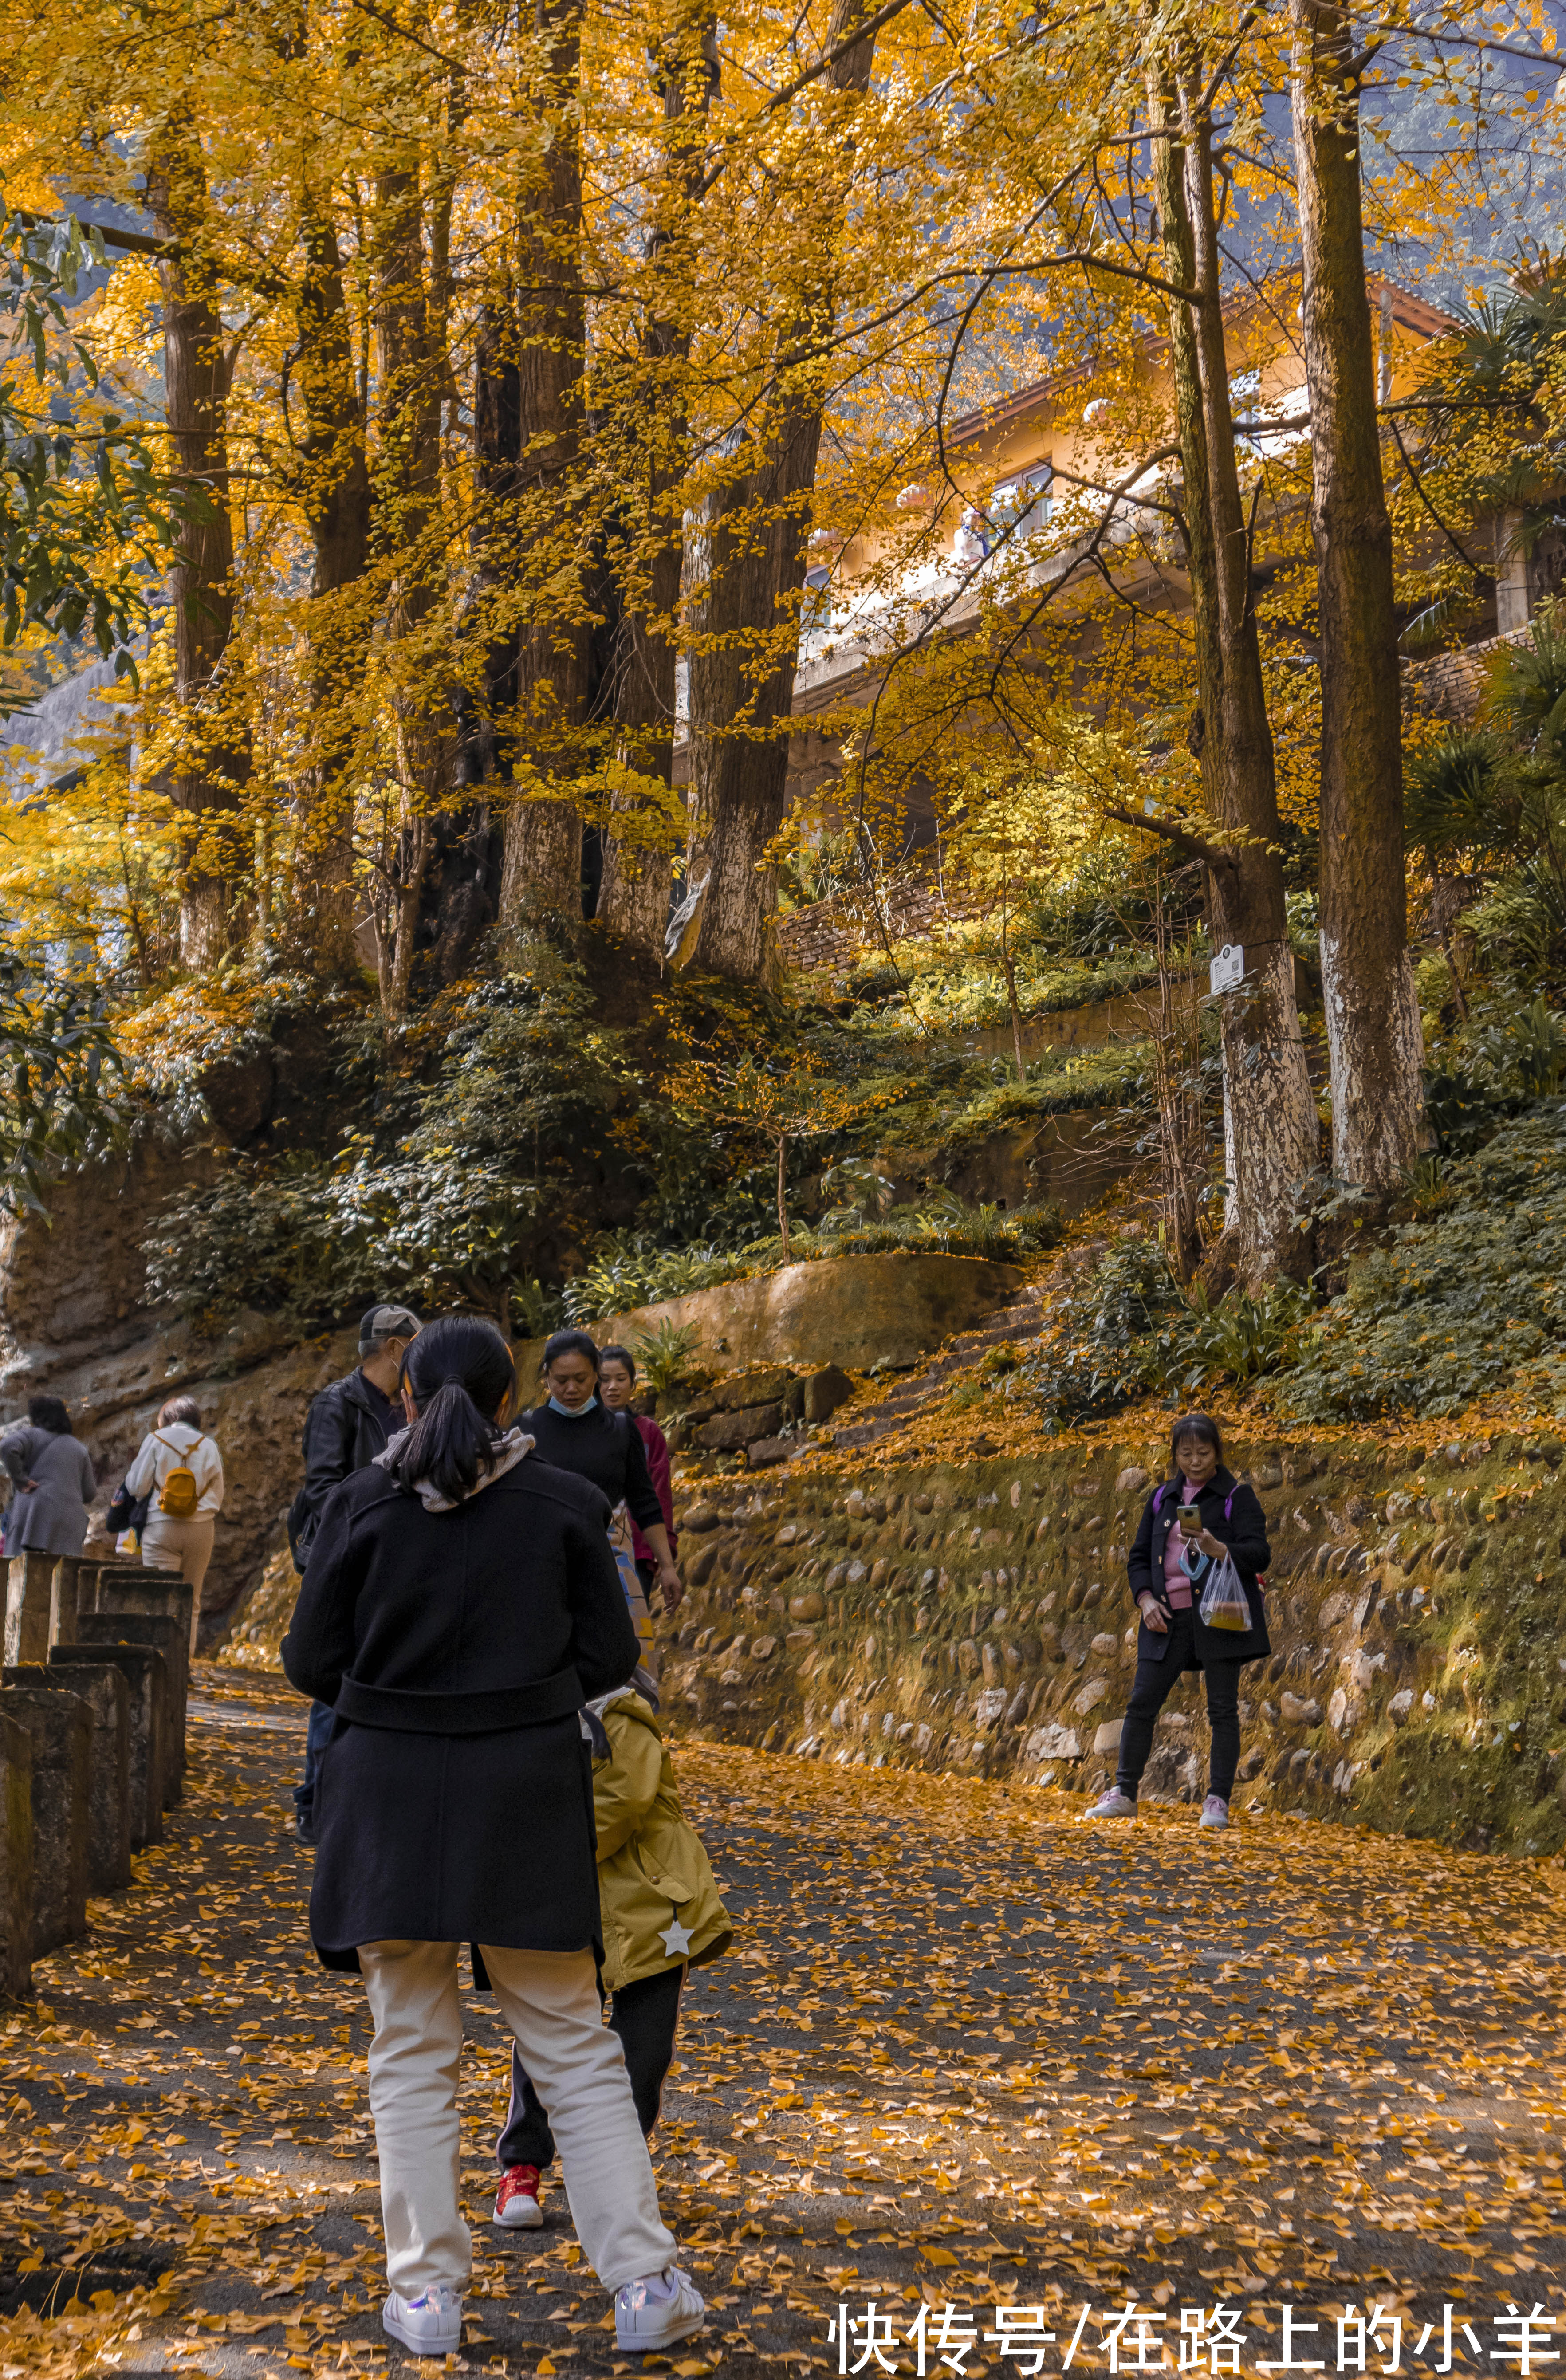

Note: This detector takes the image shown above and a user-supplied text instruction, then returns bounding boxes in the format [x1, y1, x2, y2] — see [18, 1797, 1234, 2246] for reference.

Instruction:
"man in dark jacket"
[290, 1303, 421, 1841]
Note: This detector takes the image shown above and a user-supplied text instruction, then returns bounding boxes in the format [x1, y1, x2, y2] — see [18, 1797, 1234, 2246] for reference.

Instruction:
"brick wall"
[776, 865, 992, 975]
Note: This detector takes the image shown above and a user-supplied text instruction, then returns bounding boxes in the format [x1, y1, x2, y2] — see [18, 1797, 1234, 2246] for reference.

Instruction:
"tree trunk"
[684, 0, 877, 983]
[597, 8, 720, 961]
[497, 0, 594, 929]
[370, 163, 454, 1014]
[1291, 0, 1424, 1192]
[292, 201, 371, 971]
[1162, 83, 1321, 1282]
[147, 125, 249, 972]
[998, 906, 1027, 1081]
[684, 398, 827, 984]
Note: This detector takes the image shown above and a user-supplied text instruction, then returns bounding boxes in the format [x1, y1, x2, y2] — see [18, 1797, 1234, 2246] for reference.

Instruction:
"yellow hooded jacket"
[590, 1688, 732, 1993]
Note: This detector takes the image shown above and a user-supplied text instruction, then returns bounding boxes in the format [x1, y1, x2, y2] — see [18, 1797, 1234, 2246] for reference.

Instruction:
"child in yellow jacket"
[493, 1678, 731, 2230]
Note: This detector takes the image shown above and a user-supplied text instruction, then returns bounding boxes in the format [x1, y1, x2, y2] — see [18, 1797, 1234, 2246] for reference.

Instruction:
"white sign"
[1210, 942, 1245, 995]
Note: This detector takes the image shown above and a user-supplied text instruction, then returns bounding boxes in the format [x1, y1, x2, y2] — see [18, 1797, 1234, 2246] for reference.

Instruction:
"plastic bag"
[1198, 1551, 1251, 1633]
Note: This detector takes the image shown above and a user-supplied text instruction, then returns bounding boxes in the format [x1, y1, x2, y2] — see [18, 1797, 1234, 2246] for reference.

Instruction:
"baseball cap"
[358, 1303, 422, 1352]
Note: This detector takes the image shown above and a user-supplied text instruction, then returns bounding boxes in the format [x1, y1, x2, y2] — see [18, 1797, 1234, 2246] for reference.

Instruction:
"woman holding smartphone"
[1085, 1412, 1271, 1832]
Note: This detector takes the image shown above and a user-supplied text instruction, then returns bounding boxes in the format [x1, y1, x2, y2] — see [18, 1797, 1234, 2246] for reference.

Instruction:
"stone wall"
[775, 865, 990, 974]
[1402, 625, 1529, 725]
[514, 1254, 1026, 1389]
[653, 1429, 1566, 1857]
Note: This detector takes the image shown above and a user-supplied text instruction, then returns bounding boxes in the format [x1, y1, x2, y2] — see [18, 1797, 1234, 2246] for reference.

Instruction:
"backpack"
[156, 1432, 203, 1520]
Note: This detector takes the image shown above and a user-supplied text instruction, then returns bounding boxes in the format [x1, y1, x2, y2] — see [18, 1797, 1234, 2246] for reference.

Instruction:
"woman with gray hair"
[0, 1395, 96, 1560]
[124, 1394, 225, 1651]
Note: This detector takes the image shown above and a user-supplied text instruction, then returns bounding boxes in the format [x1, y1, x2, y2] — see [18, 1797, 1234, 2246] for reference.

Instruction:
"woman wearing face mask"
[524, 1333, 682, 1675]
[1085, 1412, 1271, 1833]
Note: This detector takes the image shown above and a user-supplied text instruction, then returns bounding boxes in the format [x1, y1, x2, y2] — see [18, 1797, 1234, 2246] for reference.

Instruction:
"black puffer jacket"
[1126, 1465, 1272, 1667]
[282, 1452, 638, 1970]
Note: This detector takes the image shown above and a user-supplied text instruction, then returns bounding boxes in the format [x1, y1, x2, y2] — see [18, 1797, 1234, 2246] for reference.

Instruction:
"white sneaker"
[1083, 1787, 1137, 1820]
[615, 2266, 705, 2352]
[382, 2285, 463, 2356]
[1199, 1794, 1230, 1829]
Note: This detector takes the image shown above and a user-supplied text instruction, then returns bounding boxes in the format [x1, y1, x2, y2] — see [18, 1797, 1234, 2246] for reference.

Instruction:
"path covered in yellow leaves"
[0, 1668, 1563, 2380]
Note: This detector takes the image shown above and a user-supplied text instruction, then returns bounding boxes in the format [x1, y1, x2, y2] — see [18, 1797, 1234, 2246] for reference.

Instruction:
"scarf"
[374, 1424, 535, 1511]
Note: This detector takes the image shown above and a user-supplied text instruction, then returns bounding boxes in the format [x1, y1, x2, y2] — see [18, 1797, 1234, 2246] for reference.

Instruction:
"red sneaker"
[494, 2164, 543, 2230]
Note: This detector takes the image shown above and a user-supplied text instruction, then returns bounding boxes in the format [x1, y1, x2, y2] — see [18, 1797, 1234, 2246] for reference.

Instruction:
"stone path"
[1, 1669, 1563, 2380]
[831, 1286, 1047, 1451]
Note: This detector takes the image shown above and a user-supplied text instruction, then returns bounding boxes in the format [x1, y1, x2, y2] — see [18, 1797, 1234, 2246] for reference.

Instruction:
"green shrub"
[1279, 1102, 1566, 1422]
[1026, 1242, 1314, 1427]
[1026, 1238, 1186, 1426]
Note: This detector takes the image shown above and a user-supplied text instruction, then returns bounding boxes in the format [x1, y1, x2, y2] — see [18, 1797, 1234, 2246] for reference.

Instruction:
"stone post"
[35, 1656, 132, 1892]
[91, 1567, 196, 1656]
[63, 1632, 167, 1849]
[50, 1557, 81, 1648]
[81, 1611, 186, 1804]
[0, 1681, 90, 1952]
[4, 1552, 56, 1667]
[0, 1714, 33, 1998]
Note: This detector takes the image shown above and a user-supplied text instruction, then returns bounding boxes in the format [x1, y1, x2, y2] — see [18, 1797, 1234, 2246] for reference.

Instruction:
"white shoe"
[382, 2285, 463, 2356]
[1199, 1794, 1230, 1829]
[1084, 1788, 1137, 1820]
[615, 2266, 705, 2352]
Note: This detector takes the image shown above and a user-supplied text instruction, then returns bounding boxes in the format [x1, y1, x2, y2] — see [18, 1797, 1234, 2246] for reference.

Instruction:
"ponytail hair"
[390, 1315, 517, 1506]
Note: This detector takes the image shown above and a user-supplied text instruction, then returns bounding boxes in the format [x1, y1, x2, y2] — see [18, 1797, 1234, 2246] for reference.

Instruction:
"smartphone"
[1177, 1505, 1201, 1535]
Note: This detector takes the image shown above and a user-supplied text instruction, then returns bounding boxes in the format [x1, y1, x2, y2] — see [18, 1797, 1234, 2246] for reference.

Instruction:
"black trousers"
[1117, 1609, 1242, 1801]
[496, 1963, 685, 2172]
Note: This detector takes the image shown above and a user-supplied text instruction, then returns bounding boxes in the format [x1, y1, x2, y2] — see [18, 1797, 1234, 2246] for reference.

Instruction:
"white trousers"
[139, 1512, 215, 1653]
[359, 1939, 677, 2298]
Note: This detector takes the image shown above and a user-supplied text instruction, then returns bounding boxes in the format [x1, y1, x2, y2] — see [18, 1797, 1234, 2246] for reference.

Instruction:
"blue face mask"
[547, 1393, 598, 1416]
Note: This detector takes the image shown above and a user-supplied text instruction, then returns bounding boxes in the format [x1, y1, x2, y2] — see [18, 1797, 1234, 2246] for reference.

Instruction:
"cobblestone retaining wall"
[655, 1430, 1566, 1857]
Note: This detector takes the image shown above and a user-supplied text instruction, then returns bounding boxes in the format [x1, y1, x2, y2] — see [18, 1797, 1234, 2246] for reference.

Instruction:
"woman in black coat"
[1085, 1412, 1271, 1833]
[524, 1330, 683, 1674]
[282, 1316, 704, 2361]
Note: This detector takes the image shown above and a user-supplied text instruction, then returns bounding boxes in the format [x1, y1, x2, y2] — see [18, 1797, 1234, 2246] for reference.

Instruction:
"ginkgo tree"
[665, 1045, 896, 1264]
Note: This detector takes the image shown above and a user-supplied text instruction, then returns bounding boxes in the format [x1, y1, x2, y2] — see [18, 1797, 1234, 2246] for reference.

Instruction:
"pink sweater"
[1160, 1477, 1204, 1609]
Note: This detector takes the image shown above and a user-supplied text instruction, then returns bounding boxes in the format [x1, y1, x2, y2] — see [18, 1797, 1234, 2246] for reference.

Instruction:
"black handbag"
[106, 1479, 150, 1535]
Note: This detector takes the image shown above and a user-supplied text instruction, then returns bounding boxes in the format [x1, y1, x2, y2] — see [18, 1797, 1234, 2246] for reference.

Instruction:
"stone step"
[830, 1290, 1048, 1445]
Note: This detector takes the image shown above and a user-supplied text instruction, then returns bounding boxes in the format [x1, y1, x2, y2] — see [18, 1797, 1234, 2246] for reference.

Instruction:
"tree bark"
[1291, 0, 1424, 1191]
[147, 125, 249, 972]
[370, 163, 454, 1015]
[497, 0, 594, 928]
[291, 201, 371, 971]
[685, 0, 877, 983]
[1154, 80, 1321, 1282]
[596, 8, 720, 961]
